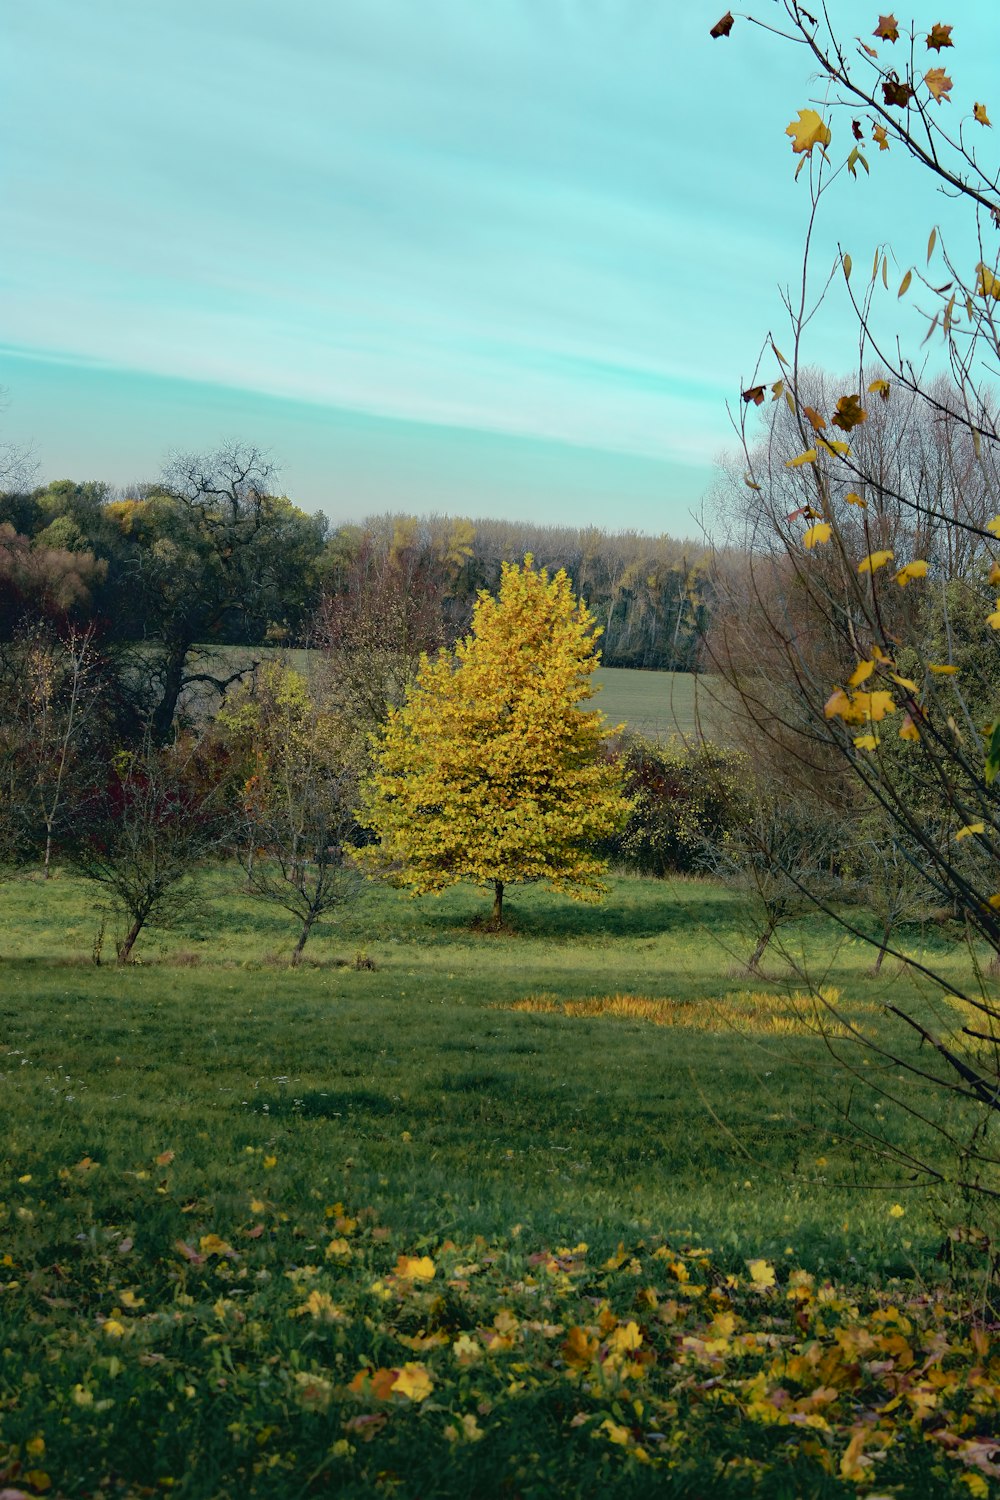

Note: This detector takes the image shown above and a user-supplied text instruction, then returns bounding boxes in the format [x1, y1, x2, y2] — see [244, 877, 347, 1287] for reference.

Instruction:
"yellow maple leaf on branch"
[858, 550, 894, 574]
[824, 689, 853, 721]
[785, 109, 831, 155]
[831, 394, 867, 431]
[854, 690, 896, 722]
[926, 23, 953, 51]
[893, 559, 928, 586]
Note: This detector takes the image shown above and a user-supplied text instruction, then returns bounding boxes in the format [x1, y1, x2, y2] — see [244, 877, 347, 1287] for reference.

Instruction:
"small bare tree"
[700, 792, 844, 974]
[71, 736, 232, 964]
[18, 625, 99, 877]
[240, 759, 361, 966]
[218, 661, 362, 965]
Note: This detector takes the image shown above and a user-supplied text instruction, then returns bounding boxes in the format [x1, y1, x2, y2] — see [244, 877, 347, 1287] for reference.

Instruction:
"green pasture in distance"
[593, 666, 727, 742]
[181, 645, 728, 743]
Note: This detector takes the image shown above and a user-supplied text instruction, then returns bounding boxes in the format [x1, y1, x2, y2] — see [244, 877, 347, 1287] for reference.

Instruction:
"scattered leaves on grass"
[0, 1148, 997, 1497]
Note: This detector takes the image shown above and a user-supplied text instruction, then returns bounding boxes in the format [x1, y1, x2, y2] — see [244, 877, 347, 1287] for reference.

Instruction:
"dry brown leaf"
[883, 75, 914, 108]
[925, 22, 953, 51]
[831, 394, 868, 431]
[924, 68, 953, 103]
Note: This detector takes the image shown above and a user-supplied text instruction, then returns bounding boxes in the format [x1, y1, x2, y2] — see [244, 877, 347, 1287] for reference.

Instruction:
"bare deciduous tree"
[71, 736, 232, 964]
[218, 661, 362, 965]
[712, 4, 1000, 1201]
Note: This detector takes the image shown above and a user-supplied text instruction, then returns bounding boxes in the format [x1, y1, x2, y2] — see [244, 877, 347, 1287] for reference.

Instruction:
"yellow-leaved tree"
[357, 556, 630, 926]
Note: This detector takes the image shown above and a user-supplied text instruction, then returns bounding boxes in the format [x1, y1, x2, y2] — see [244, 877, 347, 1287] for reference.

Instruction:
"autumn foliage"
[716, 5, 1000, 1193]
[358, 557, 630, 925]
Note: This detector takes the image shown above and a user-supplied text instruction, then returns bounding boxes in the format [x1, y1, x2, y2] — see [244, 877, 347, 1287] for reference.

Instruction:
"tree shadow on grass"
[415, 881, 737, 943]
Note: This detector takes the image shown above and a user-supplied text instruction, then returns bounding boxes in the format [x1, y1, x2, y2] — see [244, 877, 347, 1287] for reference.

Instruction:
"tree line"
[0, 451, 714, 704]
[0, 559, 637, 965]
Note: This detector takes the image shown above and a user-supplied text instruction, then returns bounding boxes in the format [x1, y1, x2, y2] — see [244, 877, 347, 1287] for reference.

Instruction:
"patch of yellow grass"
[505, 987, 870, 1037]
[946, 993, 1000, 1057]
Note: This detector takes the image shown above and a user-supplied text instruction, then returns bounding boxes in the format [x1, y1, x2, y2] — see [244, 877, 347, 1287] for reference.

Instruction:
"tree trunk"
[746, 924, 774, 974]
[871, 921, 892, 976]
[117, 918, 143, 965]
[492, 880, 504, 928]
[291, 915, 315, 966]
[151, 642, 190, 744]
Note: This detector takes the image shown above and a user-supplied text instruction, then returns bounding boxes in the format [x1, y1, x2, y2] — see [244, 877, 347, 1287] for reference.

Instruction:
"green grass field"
[592, 667, 725, 741]
[183, 646, 725, 744]
[1, 870, 996, 1496]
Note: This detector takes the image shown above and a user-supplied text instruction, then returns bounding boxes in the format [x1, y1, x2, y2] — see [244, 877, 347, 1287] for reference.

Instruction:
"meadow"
[1, 870, 997, 1497]
[180, 649, 721, 743]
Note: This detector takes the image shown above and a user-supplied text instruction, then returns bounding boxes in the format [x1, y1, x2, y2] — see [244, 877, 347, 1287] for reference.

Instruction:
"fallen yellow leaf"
[392, 1362, 434, 1401]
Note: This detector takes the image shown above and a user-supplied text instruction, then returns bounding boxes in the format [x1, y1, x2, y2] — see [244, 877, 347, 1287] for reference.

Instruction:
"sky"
[2, 1, 997, 535]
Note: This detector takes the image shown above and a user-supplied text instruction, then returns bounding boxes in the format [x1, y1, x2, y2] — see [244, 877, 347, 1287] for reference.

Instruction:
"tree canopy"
[358, 556, 630, 925]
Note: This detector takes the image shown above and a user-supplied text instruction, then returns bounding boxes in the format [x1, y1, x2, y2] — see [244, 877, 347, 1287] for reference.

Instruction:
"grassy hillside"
[593, 666, 727, 741]
[185, 646, 725, 742]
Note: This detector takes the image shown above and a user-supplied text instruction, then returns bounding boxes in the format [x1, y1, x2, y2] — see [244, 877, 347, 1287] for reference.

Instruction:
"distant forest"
[0, 454, 714, 674]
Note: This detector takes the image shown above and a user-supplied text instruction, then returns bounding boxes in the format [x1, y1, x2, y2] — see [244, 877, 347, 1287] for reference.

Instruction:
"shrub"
[605, 733, 750, 877]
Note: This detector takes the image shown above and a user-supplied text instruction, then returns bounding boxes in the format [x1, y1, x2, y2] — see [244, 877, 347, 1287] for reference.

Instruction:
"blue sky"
[2, 2, 996, 533]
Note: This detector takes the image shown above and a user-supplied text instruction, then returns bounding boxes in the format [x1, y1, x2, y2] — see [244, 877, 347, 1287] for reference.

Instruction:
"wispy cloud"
[2, 0, 996, 522]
